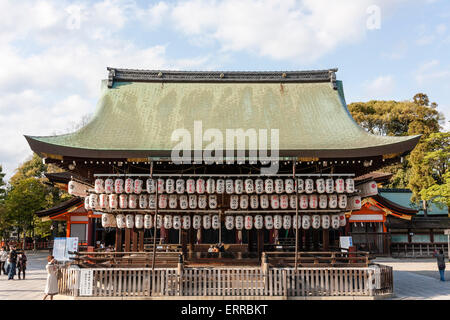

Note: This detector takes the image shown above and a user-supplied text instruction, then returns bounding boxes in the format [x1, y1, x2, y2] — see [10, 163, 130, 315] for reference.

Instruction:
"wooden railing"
[390, 243, 448, 258]
[264, 251, 371, 268]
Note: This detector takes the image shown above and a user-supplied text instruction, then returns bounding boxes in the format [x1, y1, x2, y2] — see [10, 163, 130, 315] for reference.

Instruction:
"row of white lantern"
[92, 177, 355, 195]
[102, 213, 347, 230]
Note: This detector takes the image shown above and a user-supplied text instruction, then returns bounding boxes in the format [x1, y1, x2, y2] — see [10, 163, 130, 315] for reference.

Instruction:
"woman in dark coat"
[17, 252, 27, 280]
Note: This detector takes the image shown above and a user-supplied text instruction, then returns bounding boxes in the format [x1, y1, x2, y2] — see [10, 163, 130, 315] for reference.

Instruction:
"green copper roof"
[26, 76, 420, 159]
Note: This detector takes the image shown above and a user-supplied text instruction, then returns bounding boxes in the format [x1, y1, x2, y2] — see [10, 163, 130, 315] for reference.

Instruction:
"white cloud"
[414, 60, 450, 84]
[363, 75, 396, 98]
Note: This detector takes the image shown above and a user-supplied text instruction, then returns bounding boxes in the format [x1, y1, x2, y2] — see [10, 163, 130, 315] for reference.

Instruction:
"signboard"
[444, 229, 450, 235]
[79, 269, 93, 296]
[339, 236, 353, 250]
[52, 237, 79, 261]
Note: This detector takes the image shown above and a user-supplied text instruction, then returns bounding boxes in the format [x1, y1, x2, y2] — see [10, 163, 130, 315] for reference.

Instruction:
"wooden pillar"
[312, 229, 319, 251]
[124, 228, 131, 252]
[115, 228, 123, 252]
[181, 230, 188, 255]
[257, 229, 264, 258]
[322, 229, 329, 251]
[138, 230, 144, 252]
[247, 230, 252, 252]
[132, 228, 138, 251]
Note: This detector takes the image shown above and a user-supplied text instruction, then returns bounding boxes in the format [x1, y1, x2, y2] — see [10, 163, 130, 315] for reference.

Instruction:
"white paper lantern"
[348, 196, 362, 210]
[289, 195, 297, 209]
[196, 178, 205, 194]
[212, 215, 220, 230]
[260, 195, 269, 209]
[299, 195, 308, 209]
[230, 195, 239, 210]
[283, 215, 292, 229]
[125, 178, 134, 194]
[264, 215, 274, 229]
[339, 212, 346, 227]
[216, 179, 225, 194]
[166, 178, 175, 194]
[316, 178, 325, 194]
[270, 195, 279, 209]
[297, 179, 305, 193]
[206, 178, 215, 194]
[244, 215, 253, 230]
[312, 215, 321, 229]
[146, 178, 156, 193]
[198, 195, 207, 209]
[264, 179, 274, 194]
[108, 194, 118, 209]
[325, 178, 334, 194]
[148, 194, 156, 209]
[208, 195, 217, 209]
[89, 194, 99, 209]
[254, 215, 263, 229]
[104, 179, 114, 194]
[172, 215, 181, 229]
[285, 179, 294, 194]
[126, 214, 134, 228]
[302, 215, 311, 229]
[175, 179, 185, 194]
[68, 181, 88, 197]
[309, 194, 318, 209]
[292, 215, 302, 229]
[188, 195, 197, 209]
[159, 194, 168, 209]
[328, 194, 338, 209]
[250, 195, 259, 209]
[234, 179, 243, 194]
[128, 194, 137, 209]
[135, 214, 144, 229]
[182, 215, 191, 229]
[116, 214, 126, 229]
[203, 215, 211, 229]
[240, 195, 249, 209]
[335, 178, 345, 193]
[321, 215, 330, 229]
[345, 178, 355, 193]
[99, 194, 108, 209]
[254, 179, 264, 194]
[94, 179, 104, 194]
[157, 179, 165, 194]
[235, 216, 244, 230]
[179, 195, 188, 209]
[319, 194, 328, 209]
[225, 216, 234, 230]
[144, 214, 153, 229]
[244, 179, 254, 194]
[273, 215, 282, 229]
[119, 194, 128, 209]
[134, 179, 143, 194]
[169, 195, 178, 209]
[305, 179, 314, 194]
[102, 213, 115, 228]
[331, 215, 340, 229]
[280, 195, 289, 209]
[359, 180, 378, 197]
[274, 179, 284, 194]
[338, 194, 347, 209]
[155, 215, 162, 229]
[84, 197, 91, 210]
[192, 215, 202, 229]
[114, 179, 124, 194]
[225, 179, 234, 194]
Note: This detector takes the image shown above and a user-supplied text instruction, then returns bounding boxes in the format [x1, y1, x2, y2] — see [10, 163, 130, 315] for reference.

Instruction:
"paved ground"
[0, 252, 449, 299]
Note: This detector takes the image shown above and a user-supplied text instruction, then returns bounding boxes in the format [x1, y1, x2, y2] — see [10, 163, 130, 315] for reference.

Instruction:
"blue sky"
[0, 0, 449, 180]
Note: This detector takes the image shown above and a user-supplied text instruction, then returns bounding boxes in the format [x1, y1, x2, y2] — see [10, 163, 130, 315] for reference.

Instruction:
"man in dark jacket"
[7, 246, 17, 280]
[434, 249, 446, 281]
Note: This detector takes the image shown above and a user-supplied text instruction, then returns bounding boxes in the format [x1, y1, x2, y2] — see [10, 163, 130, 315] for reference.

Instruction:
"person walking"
[0, 247, 7, 275]
[434, 249, 446, 281]
[43, 255, 59, 300]
[17, 252, 27, 280]
[7, 246, 17, 280]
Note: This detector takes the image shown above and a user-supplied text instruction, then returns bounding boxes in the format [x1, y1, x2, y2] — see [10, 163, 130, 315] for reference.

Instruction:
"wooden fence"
[391, 243, 448, 258]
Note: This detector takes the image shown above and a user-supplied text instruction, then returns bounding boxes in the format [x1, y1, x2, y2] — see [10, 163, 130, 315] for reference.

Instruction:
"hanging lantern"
[192, 215, 202, 229]
[128, 194, 137, 209]
[338, 194, 347, 209]
[321, 215, 330, 229]
[148, 194, 156, 209]
[114, 178, 124, 194]
[264, 215, 274, 229]
[206, 178, 215, 194]
[328, 194, 338, 209]
[216, 179, 225, 194]
[319, 194, 328, 209]
[335, 178, 345, 193]
[312, 215, 321, 229]
[260, 195, 269, 209]
[144, 214, 153, 229]
[273, 215, 282, 229]
[68, 181, 89, 197]
[270, 195, 280, 209]
[125, 214, 134, 228]
[166, 178, 175, 194]
[235, 216, 244, 230]
[157, 179, 165, 194]
[285, 179, 294, 194]
[208, 195, 217, 209]
[182, 215, 191, 229]
[331, 215, 340, 229]
[339, 212, 347, 227]
[280, 195, 289, 209]
[134, 179, 143, 194]
[108, 194, 118, 209]
[203, 215, 211, 229]
[309, 194, 318, 209]
[359, 180, 378, 197]
[169, 195, 178, 209]
[234, 179, 244, 194]
[179, 195, 188, 209]
[212, 215, 220, 230]
[289, 195, 297, 209]
[99, 194, 108, 209]
[172, 216, 181, 229]
[94, 179, 104, 194]
[135, 215, 144, 229]
[159, 194, 168, 209]
[225, 216, 234, 230]
[116, 214, 126, 229]
[155, 215, 162, 229]
[345, 178, 355, 193]
[175, 179, 185, 194]
[254, 215, 263, 229]
[225, 179, 234, 194]
[348, 196, 361, 210]
[292, 215, 301, 229]
[325, 178, 334, 194]
[302, 215, 311, 229]
[146, 178, 156, 193]
[264, 179, 274, 194]
[196, 178, 205, 194]
[230, 195, 239, 210]
[244, 178, 254, 194]
[240, 195, 249, 209]
[297, 179, 305, 193]
[84, 197, 91, 210]
[316, 178, 325, 194]
[250, 195, 259, 209]
[244, 215, 253, 230]
[119, 194, 128, 209]
[283, 215, 292, 229]
[305, 179, 314, 194]
[254, 179, 264, 194]
[89, 194, 99, 209]
[198, 195, 207, 209]
[104, 178, 114, 194]
[299, 195, 308, 209]
[188, 195, 197, 209]
[125, 178, 134, 194]
[102, 214, 114, 228]
[274, 179, 284, 194]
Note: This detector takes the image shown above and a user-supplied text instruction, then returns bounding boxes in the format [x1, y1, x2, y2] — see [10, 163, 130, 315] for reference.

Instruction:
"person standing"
[43, 255, 59, 300]
[0, 247, 7, 275]
[17, 252, 27, 280]
[434, 249, 446, 281]
[7, 246, 17, 280]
